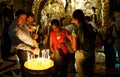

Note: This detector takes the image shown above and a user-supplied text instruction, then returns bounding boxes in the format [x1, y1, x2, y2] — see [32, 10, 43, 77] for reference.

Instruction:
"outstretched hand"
[31, 47, 40, 55]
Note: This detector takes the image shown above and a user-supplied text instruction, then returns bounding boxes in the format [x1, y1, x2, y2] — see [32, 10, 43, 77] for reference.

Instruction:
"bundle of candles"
[24, 49, 54, 70]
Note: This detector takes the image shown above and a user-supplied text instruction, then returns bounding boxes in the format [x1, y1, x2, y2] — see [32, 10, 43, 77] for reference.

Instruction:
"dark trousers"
[68, 53, 76, 72]
[17, 50, 38, 77]
[52, 53, 69, 77]
[17, 50, 27, 77]
[83, 57, 94, 77]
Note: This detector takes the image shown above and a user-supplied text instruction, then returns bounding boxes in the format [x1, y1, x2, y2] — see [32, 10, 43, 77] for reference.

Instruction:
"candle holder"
[24, 49, 54, 77]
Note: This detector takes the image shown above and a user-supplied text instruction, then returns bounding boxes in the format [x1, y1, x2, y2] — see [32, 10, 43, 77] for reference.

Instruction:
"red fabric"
[50, 29, 69, 54]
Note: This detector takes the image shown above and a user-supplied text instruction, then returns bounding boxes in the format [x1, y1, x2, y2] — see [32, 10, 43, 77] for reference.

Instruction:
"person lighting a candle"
[8, 9, 39, 77]
[50, 19, 71, 77]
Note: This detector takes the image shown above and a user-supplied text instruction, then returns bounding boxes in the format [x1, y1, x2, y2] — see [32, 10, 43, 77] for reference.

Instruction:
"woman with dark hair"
[71, 9, 95, 77]
[50, 19, 71, 77]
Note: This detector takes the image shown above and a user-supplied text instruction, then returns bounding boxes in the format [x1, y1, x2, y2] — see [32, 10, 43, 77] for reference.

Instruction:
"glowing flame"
[25, 49, 54, 70]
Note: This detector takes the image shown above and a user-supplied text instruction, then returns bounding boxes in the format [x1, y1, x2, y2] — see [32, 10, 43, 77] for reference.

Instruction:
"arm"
[16, 43, 34, 51]
[64, 29, 72, 43]
[71, 29, 77, 51]
[16, 26, 34, 47]
[66, 33, 72, 42]
[15, 26, 39, 54]
[16, 41, 39, 55]
[50, 35, 54, 53]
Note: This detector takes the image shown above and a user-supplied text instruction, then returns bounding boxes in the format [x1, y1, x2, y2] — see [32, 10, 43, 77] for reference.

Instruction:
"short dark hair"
[114, 5, 120, 12]
[51, 19, 60, 27]
[85, 16, 91, 21]
[108, 15, 115, 21]
[15, 9, 26, 17]
[114, 9, 120, 12]
[27, 12, 34, 18]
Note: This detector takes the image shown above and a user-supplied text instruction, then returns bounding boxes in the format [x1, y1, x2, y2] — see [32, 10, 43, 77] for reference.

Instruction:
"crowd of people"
[0, 5, 120, 77]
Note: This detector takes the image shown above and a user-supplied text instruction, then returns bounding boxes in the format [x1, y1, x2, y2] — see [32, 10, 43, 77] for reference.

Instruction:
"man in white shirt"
[8, 9, 39, 77]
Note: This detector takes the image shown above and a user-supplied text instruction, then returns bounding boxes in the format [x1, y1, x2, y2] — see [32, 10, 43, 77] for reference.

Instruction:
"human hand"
[33, 33, 38, 40]
[29, 25, 36, 30]
[57, 43, 65, 48]
[28, 26, 36, 32]
[31, 47, 40, 55]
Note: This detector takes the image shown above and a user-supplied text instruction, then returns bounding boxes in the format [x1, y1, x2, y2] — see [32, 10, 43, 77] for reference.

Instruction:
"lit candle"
[36, 25, 40, 33]
[46, 49, 50, 59]
[48, 4, 51, 12]
[42, 50, 44, 58]
[56, 6, 59, 12]
[24, 57, 54, 70]
[71, 0, 75, 12]
[38, 49, 40, 58]
[27, 51, 30, 67]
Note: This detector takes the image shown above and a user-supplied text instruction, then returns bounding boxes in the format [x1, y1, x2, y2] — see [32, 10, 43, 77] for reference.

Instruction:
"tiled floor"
[0, 52, 120, 77]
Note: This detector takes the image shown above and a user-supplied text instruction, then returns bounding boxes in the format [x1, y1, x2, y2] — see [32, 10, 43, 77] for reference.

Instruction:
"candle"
[56, 6, 59, 12]
[42, 50, 45, 58]
[25, 49, 54, 70]
[27, 51, 30, 67]
[24, 58, 54, 70]
[48, 4, 51, 12]
[36, 25, 40, 33]
[46, 49, 50, 59]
